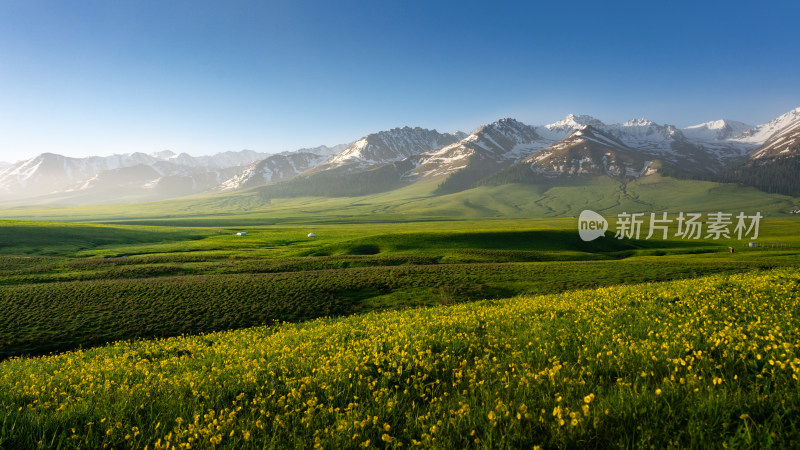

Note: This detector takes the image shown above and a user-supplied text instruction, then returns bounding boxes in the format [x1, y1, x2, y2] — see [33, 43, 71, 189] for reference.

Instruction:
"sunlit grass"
[1, 269, 799, 448]
[1, 175, 798, 226]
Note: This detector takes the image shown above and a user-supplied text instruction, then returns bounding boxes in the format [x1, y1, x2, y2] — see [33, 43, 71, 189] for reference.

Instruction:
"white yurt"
[307, 232, 316, 238]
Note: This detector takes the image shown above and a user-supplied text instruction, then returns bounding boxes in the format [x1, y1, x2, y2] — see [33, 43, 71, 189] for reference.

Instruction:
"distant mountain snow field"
[2, 106, 799, 204]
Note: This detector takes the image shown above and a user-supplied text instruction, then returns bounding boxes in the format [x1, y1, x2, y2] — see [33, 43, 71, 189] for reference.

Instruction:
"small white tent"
[307, 233, 316, 238]
[236, 232, 247, 236]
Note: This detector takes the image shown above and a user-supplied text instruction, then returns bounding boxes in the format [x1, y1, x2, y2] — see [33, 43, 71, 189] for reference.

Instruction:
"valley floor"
[0, 217, 799, 448]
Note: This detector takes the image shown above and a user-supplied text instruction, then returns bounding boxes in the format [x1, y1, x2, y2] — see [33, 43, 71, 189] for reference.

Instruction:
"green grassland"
[0, 221, 209, 256]
[1, 269, 798, 448]
[1, 216, 798, 360]
[1, 176, 798, 225]
[1, 175, 799, 447]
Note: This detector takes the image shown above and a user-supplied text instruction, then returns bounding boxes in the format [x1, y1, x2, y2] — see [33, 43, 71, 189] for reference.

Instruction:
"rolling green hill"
[0, 175, 797, 226]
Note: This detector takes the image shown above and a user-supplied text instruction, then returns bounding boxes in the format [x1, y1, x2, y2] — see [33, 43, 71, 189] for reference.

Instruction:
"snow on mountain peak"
[621, 118, 656, 127]
[734, 106, 800, 145]
[705, 119, 734, 130]
[292, 143, 350, 157]
[151, 150, 177, 160]
[472, 118, 541, 143]
[320, 127, 463, 170]
[472, 117, 529, 135]
[537, 114, 604, 142]
[682, 119, 754, 142]
[546, 114, 604, 130]
[572, 125, 590, 136]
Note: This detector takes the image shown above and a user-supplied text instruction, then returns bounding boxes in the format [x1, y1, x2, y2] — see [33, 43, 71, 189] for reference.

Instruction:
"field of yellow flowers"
[1, 268, 799, 448]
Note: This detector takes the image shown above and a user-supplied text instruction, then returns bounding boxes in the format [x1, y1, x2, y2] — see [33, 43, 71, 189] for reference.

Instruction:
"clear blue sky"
[1, 0, 799, 162]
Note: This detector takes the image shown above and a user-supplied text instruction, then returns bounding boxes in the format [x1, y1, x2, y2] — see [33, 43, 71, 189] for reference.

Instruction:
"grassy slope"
[1, 269, 798, 448]
[0, 175, 797, 225]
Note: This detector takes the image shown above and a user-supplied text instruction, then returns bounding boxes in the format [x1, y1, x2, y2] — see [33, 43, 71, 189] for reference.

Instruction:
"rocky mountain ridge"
[3, 106, 799, 204]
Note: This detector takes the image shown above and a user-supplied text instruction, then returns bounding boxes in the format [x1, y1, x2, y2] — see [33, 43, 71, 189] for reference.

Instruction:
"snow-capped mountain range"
[216, 145, 349, 192]
[682, 119, 754, 142]
[311, 127, 466, 173]
[714, 108, 800, 196]
[522, 125, 654, 178]
[2, 106, 799, 204]
[749, 111, 800, 160]
[0, 150, 275, 203]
